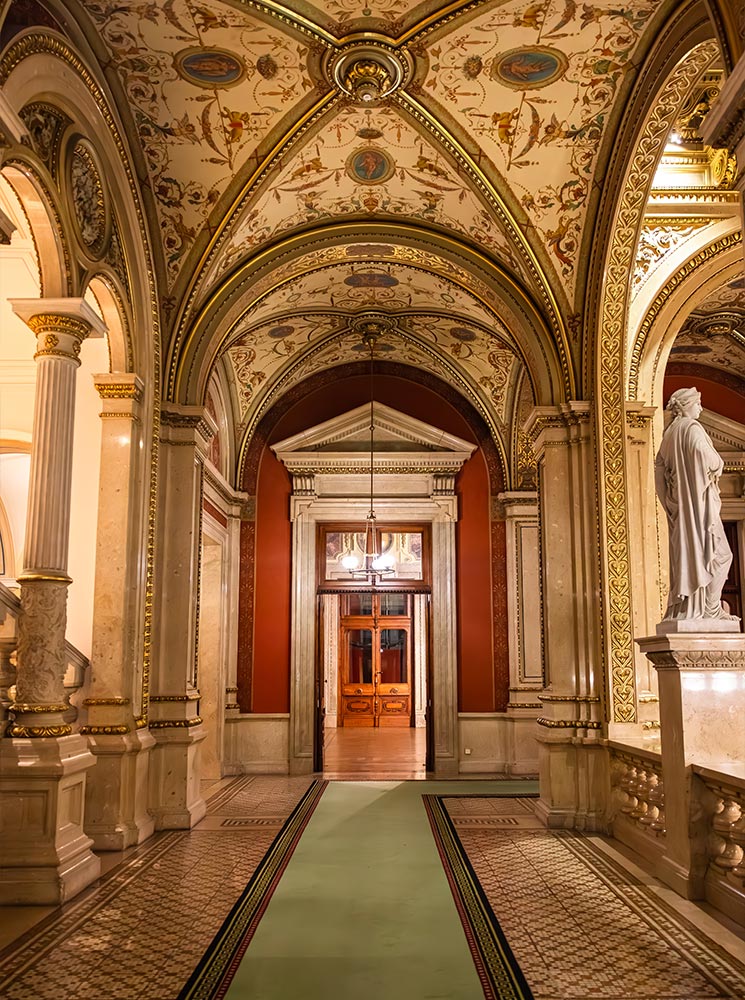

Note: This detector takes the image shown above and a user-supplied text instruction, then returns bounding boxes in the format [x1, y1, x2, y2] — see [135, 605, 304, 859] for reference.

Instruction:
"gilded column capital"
[94, 373, 144, 401]
[10, 297, 107, 365]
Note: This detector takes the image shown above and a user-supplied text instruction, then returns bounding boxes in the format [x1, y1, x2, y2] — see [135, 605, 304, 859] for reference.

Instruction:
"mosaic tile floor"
[2, 783, 745, 1000]
[433, 795, 745, 1000]
[0, 776, 313, 1000]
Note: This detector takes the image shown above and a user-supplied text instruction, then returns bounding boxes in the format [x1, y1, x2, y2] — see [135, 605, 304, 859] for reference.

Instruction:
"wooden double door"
[340, 593, 411, 727]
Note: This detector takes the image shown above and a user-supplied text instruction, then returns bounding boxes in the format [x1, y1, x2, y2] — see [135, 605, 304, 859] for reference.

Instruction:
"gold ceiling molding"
[395, 91, 571, 395]
[629, 230, 742, 400]
[172, 224, 558, 409]
[0, 30, 161, 731]
[169, 88, 340, 355]
[595, 39, 719, 726]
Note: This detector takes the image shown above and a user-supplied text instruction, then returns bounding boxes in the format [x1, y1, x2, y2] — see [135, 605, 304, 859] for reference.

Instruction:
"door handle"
[391, 687, 399, 694]
[355, 688, 363, 694]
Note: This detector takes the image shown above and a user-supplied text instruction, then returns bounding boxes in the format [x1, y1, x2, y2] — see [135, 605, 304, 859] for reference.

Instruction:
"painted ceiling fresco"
[84, 0, 314, 281]
[235, 259, 516, 335]
[81, 0, 664, 309]
[422, 0, 657, 294]
[199, 103, 532, 294]
[226, 310, 522, 431]
[669, 276, 745, 391]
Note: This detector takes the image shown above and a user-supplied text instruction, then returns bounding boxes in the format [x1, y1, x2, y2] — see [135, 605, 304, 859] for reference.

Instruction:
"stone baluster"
[620, 764, 638, 815]
[710, 797, 744, 876]
[0, 617, 17, 737]
[649, 776, 666, 836]
[630, 768, 650, 822]
[639, 771, 662, 830]
[0, 298, 105, 904]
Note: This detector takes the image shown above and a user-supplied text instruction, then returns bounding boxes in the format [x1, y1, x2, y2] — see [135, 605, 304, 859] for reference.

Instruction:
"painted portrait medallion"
[175, 47, 246, 88]
[492, 46, 568, 90]
[267, 325, 295, 339]
[346, 147, 395, 185]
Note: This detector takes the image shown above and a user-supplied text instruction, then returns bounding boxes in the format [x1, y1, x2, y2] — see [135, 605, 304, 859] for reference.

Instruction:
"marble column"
[637, 633, 745, 898]
[0, 298, 105, 904]
[498, 491, 542, 776]
[148, 403, 216, 829]
[525, 403, 606, 829]
[80, 374, 155, 850]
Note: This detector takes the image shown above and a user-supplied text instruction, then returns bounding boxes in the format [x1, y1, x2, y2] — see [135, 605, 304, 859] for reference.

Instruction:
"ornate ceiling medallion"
[328, 45, 410, 104]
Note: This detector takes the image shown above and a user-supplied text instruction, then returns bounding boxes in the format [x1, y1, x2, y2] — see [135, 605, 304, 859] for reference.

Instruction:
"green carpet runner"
[204, 780, 536, 999]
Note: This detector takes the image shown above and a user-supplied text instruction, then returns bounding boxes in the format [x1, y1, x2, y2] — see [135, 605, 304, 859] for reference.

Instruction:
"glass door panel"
[379, 629, 407, 684]
[347, 629, 373, 685]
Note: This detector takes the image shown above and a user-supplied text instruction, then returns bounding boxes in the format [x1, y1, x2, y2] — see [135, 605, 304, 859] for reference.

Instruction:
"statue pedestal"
[636, 632, 745, 898]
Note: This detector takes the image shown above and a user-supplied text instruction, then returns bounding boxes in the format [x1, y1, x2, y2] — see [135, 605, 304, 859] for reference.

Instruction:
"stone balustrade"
[695, 765, 745, 924]
[609, 743, 666, 859]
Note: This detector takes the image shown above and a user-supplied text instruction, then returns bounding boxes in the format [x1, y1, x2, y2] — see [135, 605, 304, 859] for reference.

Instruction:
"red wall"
[250, 450, 292, 712]
[456, 451, 496, 711]
[663, 375, 745, 424]
[248, 373, 504, 714]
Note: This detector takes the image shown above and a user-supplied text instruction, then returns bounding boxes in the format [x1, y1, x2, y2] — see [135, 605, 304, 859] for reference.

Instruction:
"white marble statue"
[654, 387, 738, 627]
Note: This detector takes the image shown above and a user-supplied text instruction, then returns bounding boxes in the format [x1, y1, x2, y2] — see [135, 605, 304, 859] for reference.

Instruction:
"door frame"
[290, 495, 460, 776]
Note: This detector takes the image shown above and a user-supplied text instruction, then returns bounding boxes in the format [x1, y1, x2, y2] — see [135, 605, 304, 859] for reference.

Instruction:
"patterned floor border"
[176, 779, 328, 1000]
[425, 794, 745, 1000]
[423, 794, 535, 1000]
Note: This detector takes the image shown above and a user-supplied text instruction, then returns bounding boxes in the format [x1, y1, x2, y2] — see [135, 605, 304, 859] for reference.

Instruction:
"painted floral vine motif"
[84, 0, 313, 282]
[225, 271, 520, 423]
[424, 0, 656, 289]
[203, 105, 529, 292]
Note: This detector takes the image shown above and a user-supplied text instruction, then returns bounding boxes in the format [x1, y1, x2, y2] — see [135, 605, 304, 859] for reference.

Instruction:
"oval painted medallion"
[175, 47, 246, 88]
[492, 46, 567, 90]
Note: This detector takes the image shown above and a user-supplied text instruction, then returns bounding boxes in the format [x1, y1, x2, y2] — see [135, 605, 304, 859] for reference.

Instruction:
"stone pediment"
[701, 409, 745, 463]
[271, 402, 475, 476]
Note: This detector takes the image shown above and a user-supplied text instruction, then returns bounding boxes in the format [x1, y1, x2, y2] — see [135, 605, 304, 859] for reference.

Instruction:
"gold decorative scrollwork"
[596, 41, 719, 725]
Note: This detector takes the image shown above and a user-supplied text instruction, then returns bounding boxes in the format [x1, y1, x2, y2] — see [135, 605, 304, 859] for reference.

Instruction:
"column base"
[149, 724, 207, 830]
[536, 731, 609, 832]
[0, 733, 101, 905]
[85, 729, 156, 850]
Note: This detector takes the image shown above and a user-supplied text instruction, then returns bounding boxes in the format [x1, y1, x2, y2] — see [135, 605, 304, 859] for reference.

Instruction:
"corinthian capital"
[10, 297, 107, 364]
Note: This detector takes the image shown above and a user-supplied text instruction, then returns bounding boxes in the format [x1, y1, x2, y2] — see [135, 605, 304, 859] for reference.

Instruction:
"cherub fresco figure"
[654, 387, 739, 626]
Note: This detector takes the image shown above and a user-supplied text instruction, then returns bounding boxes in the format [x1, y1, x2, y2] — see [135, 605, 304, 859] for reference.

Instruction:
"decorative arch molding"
[1, 160, 69, 298]
[168, 221, 571, 410]
[0, 29, 161, 729]
[239, 360, 508, 494]
[589, 28, 720, 725]
[236, 360, 509, 727]
[630, 231, 744, 403]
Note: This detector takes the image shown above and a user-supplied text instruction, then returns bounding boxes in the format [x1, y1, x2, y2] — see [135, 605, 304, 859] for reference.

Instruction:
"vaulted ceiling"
[7, 0, 739, 454]
[77, 0, 674, 401]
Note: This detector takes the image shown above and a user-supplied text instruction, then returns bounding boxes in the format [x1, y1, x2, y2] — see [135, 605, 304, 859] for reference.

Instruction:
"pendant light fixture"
[341, 320, 395, 584]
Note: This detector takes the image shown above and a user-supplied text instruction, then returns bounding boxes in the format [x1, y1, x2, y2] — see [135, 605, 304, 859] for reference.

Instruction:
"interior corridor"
[322, 727, 427, 780]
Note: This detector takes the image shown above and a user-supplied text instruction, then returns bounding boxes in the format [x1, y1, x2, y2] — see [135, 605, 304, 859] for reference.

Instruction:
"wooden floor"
[322, 726, 427, 780]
